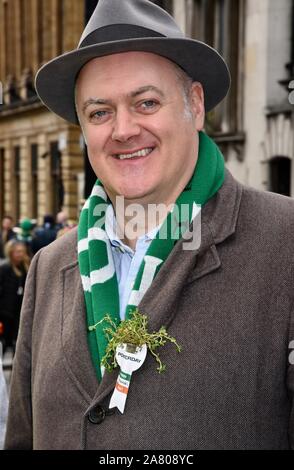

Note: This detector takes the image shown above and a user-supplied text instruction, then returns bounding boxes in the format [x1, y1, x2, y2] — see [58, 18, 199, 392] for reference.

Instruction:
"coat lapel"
[60, 260, 98, 402]
[60, 259, 121, 407]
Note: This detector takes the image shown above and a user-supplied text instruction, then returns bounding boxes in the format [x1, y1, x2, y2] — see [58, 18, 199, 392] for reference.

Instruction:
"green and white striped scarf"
[78, 131, 225, 381]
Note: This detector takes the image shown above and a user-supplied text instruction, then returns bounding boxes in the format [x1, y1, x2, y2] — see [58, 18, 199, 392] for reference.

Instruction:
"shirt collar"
[105, 204, 160, 253]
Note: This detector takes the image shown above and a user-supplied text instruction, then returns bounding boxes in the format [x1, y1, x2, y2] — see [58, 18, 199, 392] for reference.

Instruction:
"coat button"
[88, 405, 106, 424]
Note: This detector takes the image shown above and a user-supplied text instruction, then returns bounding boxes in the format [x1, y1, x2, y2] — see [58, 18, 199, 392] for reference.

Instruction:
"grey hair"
[171, 62, 195, 120]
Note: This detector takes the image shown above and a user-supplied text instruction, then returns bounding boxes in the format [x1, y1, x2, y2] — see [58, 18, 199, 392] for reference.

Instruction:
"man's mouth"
[113, 147, 154, 160]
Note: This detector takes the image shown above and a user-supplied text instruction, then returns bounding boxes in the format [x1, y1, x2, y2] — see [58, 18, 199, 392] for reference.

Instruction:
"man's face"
[76, 51, 204, 205]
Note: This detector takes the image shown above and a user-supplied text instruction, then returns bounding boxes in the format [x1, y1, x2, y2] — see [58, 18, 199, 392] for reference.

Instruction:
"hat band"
[79, 24, 165, 48]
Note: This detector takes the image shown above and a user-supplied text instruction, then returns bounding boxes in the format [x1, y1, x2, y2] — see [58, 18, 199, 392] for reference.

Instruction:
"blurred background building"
[0, 0, 293, 224]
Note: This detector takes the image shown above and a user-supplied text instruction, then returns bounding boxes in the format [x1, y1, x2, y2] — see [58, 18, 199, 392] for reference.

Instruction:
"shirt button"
[88, 405, 106, 424]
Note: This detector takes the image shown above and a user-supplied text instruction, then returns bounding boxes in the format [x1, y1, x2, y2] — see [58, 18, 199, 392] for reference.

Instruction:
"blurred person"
[31, 214, 56, 255]
[0, 241, 30, 354]
[0, 216, 16, 259]
[54, 211, 69, 233]
[16, 218, 34, 257]
[56, 219, 77, 239]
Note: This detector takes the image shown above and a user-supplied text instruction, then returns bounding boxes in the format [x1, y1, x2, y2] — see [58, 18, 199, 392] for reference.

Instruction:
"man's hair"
[172, 63, 194, 119]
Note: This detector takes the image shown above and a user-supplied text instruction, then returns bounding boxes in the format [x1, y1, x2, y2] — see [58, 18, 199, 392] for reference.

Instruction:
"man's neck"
[107, 167, 197, 251]
[115, 201, 171, 251]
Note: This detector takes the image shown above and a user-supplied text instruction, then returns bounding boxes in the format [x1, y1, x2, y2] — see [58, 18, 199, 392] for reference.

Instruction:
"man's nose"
[111, 107, 141, 142]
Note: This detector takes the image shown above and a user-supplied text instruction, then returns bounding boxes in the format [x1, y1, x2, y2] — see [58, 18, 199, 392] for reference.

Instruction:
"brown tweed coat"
[4, 171, 294, 449]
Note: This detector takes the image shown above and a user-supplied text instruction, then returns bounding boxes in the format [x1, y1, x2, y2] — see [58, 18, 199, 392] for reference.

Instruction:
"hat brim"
[35, 37, 231, 125]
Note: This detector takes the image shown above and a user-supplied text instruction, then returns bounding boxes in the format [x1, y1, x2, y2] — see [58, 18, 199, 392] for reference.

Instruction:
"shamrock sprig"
[89, 309, 181, 373]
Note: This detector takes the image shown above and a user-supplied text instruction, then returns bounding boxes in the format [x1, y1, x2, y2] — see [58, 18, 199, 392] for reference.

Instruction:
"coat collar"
[60, 170, 243, 408]
[202, 169, 242, 245]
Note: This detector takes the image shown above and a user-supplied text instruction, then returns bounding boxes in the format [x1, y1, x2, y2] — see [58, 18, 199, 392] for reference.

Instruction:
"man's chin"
[120, 194, 149, 204]
[116, 186, 154, 202]
[104, 182, 157, 205]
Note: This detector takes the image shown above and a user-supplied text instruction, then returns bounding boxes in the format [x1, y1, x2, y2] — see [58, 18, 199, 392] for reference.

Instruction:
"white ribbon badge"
[109, 343, 147, 414]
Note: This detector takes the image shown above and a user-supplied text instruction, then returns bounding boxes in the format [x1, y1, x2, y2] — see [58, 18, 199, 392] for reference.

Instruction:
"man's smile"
[112, 147, 154, 160]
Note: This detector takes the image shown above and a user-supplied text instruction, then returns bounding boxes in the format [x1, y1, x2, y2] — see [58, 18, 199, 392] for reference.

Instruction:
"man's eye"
[140, 100, 158, 111]
[89, 110, 109, 120]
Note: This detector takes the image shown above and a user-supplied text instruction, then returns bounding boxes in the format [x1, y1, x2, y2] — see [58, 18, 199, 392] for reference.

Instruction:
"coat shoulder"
[240, 183, 294, 221]
[238, 182, 294, 246]
[37, 227, 78, 269]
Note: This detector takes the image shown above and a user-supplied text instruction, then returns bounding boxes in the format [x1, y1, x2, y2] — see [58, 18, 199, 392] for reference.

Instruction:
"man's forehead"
[76, 51, 179, 85]
[75, 51, 184, 107]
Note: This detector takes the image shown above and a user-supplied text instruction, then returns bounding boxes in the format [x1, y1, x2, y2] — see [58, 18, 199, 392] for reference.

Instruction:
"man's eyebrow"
[82, 98, 112, 114]
[82, 86, 164, 114]
[130, 85, 165, 98]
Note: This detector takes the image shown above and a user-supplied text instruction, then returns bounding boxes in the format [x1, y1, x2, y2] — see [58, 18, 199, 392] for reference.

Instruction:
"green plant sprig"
[90, 309, 181, 374]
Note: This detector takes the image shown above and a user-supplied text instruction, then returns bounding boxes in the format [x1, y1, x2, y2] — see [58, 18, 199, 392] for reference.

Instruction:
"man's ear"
[190, 82, 205, 131]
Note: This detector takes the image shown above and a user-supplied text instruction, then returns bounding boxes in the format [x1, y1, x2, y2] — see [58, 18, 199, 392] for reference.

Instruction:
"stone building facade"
[0, 0, 293, 224]
[172, 0, 294, 195]
[0, 0, 87, 223]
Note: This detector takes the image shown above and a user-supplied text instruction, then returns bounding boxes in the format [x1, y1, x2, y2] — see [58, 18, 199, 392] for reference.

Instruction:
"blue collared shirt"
[105, 205, 160, 320]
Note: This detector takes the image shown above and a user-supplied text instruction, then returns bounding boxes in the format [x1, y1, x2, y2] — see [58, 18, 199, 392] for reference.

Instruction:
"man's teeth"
[116, 148, 153, 160]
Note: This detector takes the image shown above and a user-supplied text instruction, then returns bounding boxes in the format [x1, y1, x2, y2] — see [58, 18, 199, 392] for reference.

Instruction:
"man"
[4, 0, 294, 450]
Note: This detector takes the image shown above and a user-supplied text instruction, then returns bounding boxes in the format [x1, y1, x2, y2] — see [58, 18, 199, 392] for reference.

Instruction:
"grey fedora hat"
[35, 0, 231, 125]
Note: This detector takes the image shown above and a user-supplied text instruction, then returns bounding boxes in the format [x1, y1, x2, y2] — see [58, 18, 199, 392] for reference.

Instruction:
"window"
[0, 148, 4, 220]
[19, 0, 26, 72]
[85, 0, 98, 23]
[50, 142, 63, 215]
[84, 147, 97, 198]
[14, 146, 21, 222]
[37, 1, 43, 64]
[31, 144, 38, 218]
[56, 0, 63, 55]
[2, 0, 8, 79]
[152, 1, 173, 14]
[269, 156, 291, 197]
[187, 0, 244, 137]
